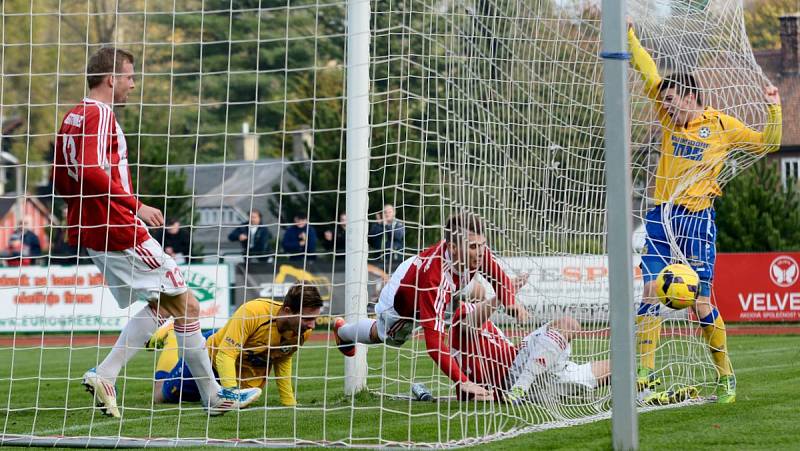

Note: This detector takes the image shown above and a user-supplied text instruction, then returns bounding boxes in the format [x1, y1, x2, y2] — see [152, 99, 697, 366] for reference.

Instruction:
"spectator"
[369, 204, 405, 266]
[4, 237, 31, 266]
[282, 212, 317, 261]
[8, 216, 42, 262]
[158, 218, 191, 263]
[228, 209, 272, 261]
[321, 212, 347, 255]
[5, 216, 42, 266]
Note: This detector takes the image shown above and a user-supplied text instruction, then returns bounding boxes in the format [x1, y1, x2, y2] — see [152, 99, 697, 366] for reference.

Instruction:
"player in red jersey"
[53, 47, 260, 418]
[333, 212, 526, 400]
[450, 282, 609, 403]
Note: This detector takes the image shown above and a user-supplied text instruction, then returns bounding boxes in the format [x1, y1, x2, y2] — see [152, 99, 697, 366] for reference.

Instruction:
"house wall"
[0, 201, 51, 252]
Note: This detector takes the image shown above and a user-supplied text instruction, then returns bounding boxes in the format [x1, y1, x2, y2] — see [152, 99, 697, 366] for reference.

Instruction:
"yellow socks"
[636, 303, 662, 371]
[700, 308, 732, 377]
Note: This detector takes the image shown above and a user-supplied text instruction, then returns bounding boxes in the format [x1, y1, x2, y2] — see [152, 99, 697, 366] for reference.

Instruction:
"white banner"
[0, 264, 231, 332]
[489, 255, 688, 322]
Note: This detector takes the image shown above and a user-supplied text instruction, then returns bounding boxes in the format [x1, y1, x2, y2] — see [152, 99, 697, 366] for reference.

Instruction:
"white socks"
[174, 321, 221, 404]
[337, 319, 376, 344]
[96, 305, 160, 383]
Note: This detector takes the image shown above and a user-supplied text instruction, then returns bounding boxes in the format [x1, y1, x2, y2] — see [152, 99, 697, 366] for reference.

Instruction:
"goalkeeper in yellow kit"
[628, 23, 782, 404]
[151, 284, 322, 407]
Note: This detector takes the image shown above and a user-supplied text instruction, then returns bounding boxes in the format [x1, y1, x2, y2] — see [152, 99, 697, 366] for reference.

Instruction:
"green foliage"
[744, 0, 799, 50]
[716, 159, 800, 252]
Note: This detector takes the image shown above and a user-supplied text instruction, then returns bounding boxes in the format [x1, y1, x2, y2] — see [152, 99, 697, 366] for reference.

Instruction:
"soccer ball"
[655, 264, 700, 310]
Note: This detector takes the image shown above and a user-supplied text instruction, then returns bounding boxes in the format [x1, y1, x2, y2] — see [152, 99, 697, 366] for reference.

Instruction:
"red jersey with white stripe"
[450, 303, 518, 388]
[54, 98, 149, 251]
[387, 240, 516, 383]
[392, 240, 516, 332]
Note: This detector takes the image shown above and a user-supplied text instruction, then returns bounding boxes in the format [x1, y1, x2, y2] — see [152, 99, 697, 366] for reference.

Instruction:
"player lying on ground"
[150, 284, 322, 407]
[451, 284, 697, 406]
[450, 283, 609, 403]
[54, 46, 260, 417]
[333, 212, 525, 401]
[628, 22, 782, 403]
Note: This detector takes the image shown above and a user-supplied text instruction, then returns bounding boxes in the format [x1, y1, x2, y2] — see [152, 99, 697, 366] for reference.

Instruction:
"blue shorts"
[155, 329, 217, 403]
[640, 204, 716, 297]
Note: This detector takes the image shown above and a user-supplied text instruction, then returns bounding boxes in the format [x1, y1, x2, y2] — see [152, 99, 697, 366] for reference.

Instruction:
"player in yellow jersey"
[628, 22, 782, 404]
[151, 284, 323, 407]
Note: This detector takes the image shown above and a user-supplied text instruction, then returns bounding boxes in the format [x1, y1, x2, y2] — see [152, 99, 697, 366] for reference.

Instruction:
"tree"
[715, 159, 800, 252]
[744, 0, 798, 50]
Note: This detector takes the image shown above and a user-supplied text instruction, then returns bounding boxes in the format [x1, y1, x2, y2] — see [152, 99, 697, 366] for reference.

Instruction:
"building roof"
[0, 197, 16, 218]
[169, 159, 304, 256]
[754, 49, 800, 147]
[172, 159, 301, 215]
[0, 194, 55, 222]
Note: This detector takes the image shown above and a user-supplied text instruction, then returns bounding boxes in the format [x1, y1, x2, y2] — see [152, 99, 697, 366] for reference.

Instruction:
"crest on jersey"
[698, 126, 710, 139]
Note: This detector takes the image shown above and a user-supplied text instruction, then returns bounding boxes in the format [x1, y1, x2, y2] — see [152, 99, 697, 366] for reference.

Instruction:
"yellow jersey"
[206, 298, 312, 406]
[629, 28, 782, 212]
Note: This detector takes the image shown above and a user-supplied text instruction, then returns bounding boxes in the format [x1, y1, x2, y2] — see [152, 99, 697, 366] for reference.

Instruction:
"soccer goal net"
[0, 0, 776, 447]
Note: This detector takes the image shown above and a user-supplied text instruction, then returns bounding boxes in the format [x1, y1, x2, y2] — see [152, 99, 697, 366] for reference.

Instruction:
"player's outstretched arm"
[627, 24, 662, 101]
[720, 84, 783, 154]
[481, 249, 520, 307]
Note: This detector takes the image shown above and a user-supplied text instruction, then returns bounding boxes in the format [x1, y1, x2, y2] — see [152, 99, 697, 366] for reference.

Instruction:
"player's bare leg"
[549, 316, 581, 341]
[333, 318, 382, 356]
[153, 381, 166, 403]
[84, 302, 164, 418]
[157, 290, 261, 414]
[591, 360, 611, 387]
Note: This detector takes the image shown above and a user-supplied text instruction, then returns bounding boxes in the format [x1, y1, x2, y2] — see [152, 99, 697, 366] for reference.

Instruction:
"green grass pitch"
[0, 334, 796, 449]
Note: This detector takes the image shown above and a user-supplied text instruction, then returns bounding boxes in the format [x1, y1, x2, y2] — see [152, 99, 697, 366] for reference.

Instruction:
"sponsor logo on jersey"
[671, 136, 709, 161]
[64, 113, 84, 127]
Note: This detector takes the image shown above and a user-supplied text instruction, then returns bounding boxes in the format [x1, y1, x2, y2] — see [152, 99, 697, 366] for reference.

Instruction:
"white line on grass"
[733, 346, 798, 356]
[38, 409, 207, 436]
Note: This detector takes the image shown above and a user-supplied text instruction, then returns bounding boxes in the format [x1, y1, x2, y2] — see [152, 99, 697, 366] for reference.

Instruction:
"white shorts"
[374, 257, 416, 346]
[553, 361, 596, 390]
[376, 305, 414, 346]
[508, 324, 597, 391]
[88, 238, 187, 308]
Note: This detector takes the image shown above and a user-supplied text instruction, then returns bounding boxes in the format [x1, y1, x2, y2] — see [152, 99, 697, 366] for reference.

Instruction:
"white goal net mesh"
[0, 0, 776, 447]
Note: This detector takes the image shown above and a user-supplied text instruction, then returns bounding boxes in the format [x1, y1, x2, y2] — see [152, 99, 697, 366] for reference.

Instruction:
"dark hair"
[87, 47, 134, 89]
[283, 284, 323, 313]
[250, 209, 262, 221]
[293, 212, 308, 220]
[658, 72, 702, 106]
[444, 211, 484, 243]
